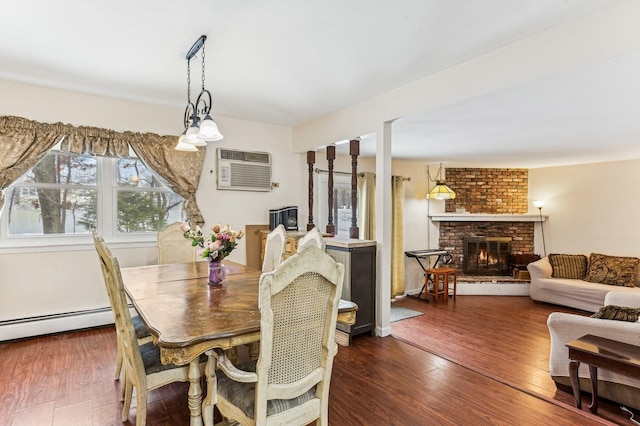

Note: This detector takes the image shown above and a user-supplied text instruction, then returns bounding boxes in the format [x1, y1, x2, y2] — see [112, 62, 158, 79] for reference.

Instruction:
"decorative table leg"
[569, 360, 581, 409]
[588, 365, 599, 413]
[188, 358, 204, 426]
[202, 351, 217, 426]
[249, 342, 260, 360]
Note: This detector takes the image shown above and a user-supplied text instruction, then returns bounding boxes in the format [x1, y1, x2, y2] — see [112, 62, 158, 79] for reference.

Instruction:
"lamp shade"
[183, 125, 207, 146]
[533, 200, 545, 209]
[175, 137, 199, 152]
[198, 115, 224, 141]
[428, 181, 456, 200]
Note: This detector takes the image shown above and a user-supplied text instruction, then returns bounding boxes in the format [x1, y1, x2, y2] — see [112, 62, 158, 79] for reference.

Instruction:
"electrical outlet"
[271, 182, 280, 188]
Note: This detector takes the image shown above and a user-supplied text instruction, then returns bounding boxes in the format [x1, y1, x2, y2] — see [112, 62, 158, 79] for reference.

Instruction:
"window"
[3, 145, 184, 243]
[317, 174, 354, 238]
[114, 157, 185, 233]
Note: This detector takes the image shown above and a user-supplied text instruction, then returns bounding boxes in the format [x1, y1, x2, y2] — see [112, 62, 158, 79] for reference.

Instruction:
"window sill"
[0, 237, 157, 254]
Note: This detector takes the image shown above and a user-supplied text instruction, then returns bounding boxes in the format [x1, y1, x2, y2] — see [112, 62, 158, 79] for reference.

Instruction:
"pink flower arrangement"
[181, 222, 244, 262]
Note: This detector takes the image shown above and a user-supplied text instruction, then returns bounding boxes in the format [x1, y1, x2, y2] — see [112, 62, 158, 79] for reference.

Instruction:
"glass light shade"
[428, 182, 456, 200]
[533, 200, 545, 209]
[183, 125, 207, 146]
[175, 135, 198, 152]
[198, 116, 223, 141]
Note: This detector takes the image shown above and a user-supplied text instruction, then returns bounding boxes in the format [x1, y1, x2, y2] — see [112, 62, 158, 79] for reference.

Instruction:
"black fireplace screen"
[463, 237, 511, 275]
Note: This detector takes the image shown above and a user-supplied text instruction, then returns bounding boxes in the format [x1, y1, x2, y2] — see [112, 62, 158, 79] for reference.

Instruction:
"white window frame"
[0, 147, 183, 250]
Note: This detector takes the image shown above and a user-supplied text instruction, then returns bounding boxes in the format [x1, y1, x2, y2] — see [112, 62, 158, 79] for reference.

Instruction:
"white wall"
[0, 80, 304, 337]
[195, 116, 304, 266]
[529, 159, 640, 257]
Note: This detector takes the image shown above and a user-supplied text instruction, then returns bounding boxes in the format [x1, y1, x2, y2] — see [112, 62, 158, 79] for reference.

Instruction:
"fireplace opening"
[463, 237, 511, 275]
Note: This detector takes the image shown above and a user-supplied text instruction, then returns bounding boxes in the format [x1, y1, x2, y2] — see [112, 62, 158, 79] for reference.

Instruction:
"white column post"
[375, 121, 393, 337]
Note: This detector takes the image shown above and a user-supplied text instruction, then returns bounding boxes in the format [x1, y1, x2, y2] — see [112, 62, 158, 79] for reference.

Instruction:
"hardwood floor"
[0, 296, 633, 425]
[390, 295, 633, 425]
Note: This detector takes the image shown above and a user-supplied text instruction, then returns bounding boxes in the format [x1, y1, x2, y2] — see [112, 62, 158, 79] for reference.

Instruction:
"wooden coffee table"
[566, 334, 640, 413]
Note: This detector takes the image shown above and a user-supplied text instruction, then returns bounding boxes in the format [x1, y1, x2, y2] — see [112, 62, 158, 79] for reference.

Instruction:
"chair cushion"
[548, 254, 588, 279]
[216, 360, 317, 419]
[132, 315, 151, 340]
[591, 305, 640, 322]
[585, 253, 639, 287]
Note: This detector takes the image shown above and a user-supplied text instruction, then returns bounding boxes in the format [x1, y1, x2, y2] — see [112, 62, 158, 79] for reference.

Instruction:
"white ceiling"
[1, 0, 636, 168]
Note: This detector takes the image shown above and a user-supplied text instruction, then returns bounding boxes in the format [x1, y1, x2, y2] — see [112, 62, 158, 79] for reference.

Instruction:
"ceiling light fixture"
[427, 163, 456, 200]
[175, 35, 223, 151]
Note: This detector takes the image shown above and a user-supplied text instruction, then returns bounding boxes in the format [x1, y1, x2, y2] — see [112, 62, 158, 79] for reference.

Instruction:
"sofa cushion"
[591, 305, 640, 322]
[548, 254, 588, 279]
[585, 253, 639, 287]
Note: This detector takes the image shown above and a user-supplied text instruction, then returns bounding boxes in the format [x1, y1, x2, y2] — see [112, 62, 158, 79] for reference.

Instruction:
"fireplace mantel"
[429, 213, 547, 222]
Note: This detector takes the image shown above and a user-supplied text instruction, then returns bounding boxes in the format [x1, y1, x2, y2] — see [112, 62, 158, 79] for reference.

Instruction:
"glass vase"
[208, 261, 227, 286]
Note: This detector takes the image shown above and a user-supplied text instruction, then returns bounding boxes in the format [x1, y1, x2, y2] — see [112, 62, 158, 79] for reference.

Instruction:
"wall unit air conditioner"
[216, 148, 272, 192]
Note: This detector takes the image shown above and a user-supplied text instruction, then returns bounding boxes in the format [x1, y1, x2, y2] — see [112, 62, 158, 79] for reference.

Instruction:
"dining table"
[122, 260, 261, 425]
[121, 259, 357, 426]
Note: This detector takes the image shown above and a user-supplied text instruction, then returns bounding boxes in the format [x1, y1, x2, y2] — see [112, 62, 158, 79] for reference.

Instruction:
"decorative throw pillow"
[548, 254, 588, 279]
[591, 305, 640, 322]
[585, 253, 640, 287]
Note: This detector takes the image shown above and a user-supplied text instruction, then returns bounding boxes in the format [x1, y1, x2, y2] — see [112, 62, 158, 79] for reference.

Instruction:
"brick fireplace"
[433, 168, 536, 276]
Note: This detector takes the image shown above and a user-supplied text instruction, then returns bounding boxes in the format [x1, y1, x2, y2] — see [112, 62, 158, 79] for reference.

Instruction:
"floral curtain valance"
[0, 115, 206, 225]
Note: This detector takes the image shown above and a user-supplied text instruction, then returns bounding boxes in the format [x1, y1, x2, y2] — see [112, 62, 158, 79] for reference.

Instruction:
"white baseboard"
[0, 307, 127, 342]
[376, 324, 392, 337]
[405, 282, 530, 297]
[457, 282, 529, 296]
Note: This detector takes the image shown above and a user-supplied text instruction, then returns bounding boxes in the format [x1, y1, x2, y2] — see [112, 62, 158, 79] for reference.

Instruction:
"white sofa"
[528, 256, 640, 313]
[547, 291, 640, 410]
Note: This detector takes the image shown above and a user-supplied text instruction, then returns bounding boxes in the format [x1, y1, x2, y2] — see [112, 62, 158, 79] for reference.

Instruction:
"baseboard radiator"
[0, 306, 122, 342]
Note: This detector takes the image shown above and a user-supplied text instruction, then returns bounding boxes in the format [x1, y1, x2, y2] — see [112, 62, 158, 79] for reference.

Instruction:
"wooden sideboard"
[259, 230, 307, 264]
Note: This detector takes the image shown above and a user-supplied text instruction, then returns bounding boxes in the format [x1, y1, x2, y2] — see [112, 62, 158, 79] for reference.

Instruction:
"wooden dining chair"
[93, 231, 205, 426]
[261, 224, 287, 272]
[157, 221, 197, 264]
[296, 226, 325, 252]
[92, 232, 153, 386]
[203, 246, 344, 425]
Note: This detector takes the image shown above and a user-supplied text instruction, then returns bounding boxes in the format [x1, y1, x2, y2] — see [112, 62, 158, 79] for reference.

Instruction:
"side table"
[566, 334, 640, 413]
[425, 267, 457, 302]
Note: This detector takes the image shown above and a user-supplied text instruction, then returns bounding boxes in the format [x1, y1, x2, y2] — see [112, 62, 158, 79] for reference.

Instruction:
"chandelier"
[175, 35, 223, 151]
[427, 163, 456, 200]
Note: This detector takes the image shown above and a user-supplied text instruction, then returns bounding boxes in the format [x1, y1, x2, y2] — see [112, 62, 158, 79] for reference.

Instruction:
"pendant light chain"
[187, 59, 192, 104]
[201, 41, 206, 91]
